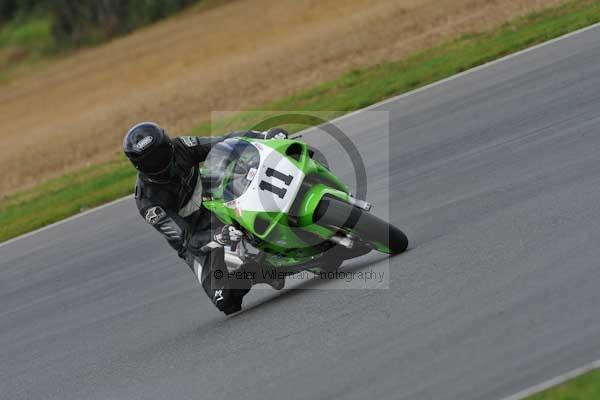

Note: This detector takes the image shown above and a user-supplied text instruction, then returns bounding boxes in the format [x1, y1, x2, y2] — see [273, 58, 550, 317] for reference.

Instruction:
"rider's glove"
[262, 128, 289, 140]
[214, 225, 243, 246]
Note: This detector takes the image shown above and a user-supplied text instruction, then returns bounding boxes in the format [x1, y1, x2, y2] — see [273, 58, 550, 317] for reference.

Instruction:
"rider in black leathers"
[123, 122, 288, 314]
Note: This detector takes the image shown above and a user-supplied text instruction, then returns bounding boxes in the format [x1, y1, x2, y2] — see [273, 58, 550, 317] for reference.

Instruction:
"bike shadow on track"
[123, 252, 406, 363]
[229, 251, 398, 318]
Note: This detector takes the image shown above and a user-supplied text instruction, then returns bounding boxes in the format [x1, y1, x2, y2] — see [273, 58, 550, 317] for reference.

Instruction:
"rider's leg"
[239, 260, 285, 291]
[183, 244, 251, 314]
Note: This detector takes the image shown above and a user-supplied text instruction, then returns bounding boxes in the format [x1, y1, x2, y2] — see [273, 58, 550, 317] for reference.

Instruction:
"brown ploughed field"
[0, 0, 569, 196]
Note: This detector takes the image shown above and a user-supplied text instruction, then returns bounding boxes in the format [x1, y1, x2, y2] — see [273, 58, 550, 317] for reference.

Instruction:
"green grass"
[0, 1, 201, 77]
[0, 16, 54, 78]
[0, 158, 136, 242]
[0, 17, 52, 50]
[526, 369, 600, 399]
[1, 0, 600, 243]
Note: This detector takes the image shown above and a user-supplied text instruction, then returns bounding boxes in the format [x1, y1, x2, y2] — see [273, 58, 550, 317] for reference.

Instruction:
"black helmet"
[123, 122, 174, 180]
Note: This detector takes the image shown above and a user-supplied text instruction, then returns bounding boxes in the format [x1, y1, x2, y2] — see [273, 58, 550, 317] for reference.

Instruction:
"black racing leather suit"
[135, 131, 260, 313]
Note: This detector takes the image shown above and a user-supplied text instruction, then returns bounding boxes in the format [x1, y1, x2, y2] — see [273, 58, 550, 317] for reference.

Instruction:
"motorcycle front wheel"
[313, 197, 408, 255]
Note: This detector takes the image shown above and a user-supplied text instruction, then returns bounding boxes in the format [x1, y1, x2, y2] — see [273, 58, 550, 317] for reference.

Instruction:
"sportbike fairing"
[201, 138, 305, 213]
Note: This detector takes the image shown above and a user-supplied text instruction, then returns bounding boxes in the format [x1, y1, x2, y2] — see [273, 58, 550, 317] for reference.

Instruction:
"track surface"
[3, 25, 600, 400]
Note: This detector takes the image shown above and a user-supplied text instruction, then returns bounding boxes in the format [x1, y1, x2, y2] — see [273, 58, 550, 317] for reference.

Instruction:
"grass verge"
[1, 0, 600, 243]
[0, 158, 135, 242]
[0, 16, 54, 79]
[526, 368, 600, 399]
[0, 17, 52, 50]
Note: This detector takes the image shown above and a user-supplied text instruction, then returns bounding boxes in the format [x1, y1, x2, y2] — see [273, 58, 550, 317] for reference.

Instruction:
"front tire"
[314, 197, 408, 255]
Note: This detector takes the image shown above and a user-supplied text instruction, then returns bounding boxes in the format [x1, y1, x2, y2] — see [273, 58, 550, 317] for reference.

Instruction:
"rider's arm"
[171, 136, 218, 166]
[174, 129, 288, 165]
[135, 183, 229, 260]
[137, 201, 189, 254]
[134, 179, 198, 256]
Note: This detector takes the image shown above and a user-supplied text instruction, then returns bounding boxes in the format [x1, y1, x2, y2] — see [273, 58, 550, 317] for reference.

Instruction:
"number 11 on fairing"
[259, 167, 294, 199]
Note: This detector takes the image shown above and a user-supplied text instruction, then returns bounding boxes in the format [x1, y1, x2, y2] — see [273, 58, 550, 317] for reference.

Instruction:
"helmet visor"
[132, 142, 173, 174]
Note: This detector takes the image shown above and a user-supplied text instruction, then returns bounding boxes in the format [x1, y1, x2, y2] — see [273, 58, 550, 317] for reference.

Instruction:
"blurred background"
[0, 0, 569, 197]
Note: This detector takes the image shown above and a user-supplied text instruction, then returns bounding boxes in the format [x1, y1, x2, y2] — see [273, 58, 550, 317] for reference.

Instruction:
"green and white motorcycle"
[199, 136, 408, 275]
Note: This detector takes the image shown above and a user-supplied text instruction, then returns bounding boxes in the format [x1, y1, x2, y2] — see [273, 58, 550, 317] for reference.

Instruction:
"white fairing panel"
[225, 142, 304, 213]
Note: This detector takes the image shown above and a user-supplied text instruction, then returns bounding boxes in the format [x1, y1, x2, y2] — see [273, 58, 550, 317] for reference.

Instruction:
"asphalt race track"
[3, 24, 600, 400]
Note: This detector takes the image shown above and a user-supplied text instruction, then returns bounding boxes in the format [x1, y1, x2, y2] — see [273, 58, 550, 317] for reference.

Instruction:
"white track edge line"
[0, 195, 132, 248]
[2, 21, 600, 248]
[500, 359, 600, 400]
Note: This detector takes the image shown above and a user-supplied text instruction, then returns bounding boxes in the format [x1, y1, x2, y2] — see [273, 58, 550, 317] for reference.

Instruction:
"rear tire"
[314, 197, 408, 255]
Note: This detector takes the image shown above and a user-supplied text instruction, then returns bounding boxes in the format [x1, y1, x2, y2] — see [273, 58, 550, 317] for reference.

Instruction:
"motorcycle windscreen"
[201, 138, 260, 201]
